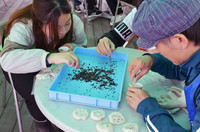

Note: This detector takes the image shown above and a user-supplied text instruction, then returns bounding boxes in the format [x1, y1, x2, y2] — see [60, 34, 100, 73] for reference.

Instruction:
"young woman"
[0, 0, 87, 131]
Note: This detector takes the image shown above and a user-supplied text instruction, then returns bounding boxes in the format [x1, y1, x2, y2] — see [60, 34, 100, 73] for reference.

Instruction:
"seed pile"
[71, 65, 117, 91]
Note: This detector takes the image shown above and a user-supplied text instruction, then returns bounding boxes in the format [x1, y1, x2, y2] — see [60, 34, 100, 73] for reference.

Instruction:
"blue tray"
[49, 47, 128, 109]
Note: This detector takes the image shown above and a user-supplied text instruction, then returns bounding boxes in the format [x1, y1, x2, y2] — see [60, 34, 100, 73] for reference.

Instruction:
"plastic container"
[48, 47, 128, 109]
[129, 82, 143, 89]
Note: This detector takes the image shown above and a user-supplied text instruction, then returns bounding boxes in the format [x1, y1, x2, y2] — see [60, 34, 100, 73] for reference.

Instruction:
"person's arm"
[137, 59, 200, 131]
[0, 40, 49, 73]
[0, 22, 50, 73]
[98, 8, 137, 48]
[137, 97, 189, 132]
[150, 53, 187, 80]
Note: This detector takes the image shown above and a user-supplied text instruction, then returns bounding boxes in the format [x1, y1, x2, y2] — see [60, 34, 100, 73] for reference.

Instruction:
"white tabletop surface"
[34, 47, 190, 132]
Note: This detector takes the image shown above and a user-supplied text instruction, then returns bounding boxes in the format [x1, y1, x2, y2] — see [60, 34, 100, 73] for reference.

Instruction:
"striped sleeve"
[114, 8, 137, 41]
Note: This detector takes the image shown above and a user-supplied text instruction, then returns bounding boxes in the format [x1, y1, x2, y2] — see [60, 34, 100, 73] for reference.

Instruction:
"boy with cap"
[97, 0, 200, 131]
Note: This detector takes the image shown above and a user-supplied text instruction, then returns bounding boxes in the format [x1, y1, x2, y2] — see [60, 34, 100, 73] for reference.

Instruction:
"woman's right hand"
[128, 55, 153, 82]
[96, 37, 115, 56]
[47, 51, 80, 69]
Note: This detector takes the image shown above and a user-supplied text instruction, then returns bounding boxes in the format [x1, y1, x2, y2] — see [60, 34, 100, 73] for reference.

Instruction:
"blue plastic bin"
[48, 47, 128, 109]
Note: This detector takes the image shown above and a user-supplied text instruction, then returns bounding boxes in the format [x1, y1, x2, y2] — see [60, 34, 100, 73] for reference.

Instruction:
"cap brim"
[137, 37, 159, 49]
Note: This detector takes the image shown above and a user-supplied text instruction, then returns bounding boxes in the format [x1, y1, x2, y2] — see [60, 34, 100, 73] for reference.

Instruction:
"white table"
[34, 47, 190, 132]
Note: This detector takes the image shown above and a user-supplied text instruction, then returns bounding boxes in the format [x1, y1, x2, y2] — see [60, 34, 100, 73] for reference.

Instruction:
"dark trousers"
[106, 0, 123, 15]
[86, 0, 96, 11]
[74, 0, 81, 6]
[2, 69, 47, 121]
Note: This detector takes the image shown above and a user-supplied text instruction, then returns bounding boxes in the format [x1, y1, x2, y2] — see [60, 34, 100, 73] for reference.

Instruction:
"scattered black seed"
[71, 65, 118, 91]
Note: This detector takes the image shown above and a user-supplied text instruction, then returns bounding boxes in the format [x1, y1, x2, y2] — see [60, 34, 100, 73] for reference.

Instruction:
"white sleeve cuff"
[41, 52, 49, 69]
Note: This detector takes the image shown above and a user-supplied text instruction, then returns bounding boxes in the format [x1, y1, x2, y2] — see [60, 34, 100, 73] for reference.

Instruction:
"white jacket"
[0, 13, 87, 73]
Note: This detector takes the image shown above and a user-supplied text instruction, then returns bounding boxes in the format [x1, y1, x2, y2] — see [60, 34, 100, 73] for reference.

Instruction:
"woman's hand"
[128, 55, 153, 82]
[47, 51, 80, 69]
[126, 87, 150, 111]
[96, 37, 115, 56]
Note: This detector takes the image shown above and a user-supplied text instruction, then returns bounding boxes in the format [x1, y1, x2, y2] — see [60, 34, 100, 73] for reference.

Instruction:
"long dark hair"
[5, 0, 72, 52]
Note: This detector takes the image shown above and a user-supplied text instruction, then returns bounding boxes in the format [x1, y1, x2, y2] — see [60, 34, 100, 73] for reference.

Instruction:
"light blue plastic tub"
[48, 47, 128, 109]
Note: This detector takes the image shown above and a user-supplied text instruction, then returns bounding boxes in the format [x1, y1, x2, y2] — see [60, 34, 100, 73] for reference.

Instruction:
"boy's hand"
[126, 87, 150, 111]
[96, 37, 115, 56]
[128, 55, 153, 82]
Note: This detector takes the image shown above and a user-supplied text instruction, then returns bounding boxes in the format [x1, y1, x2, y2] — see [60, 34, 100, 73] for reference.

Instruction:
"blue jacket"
[138, 50, 200, 132]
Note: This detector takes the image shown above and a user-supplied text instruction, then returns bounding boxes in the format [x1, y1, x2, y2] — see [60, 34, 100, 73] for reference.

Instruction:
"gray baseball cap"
[132, 0, 200, 49]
